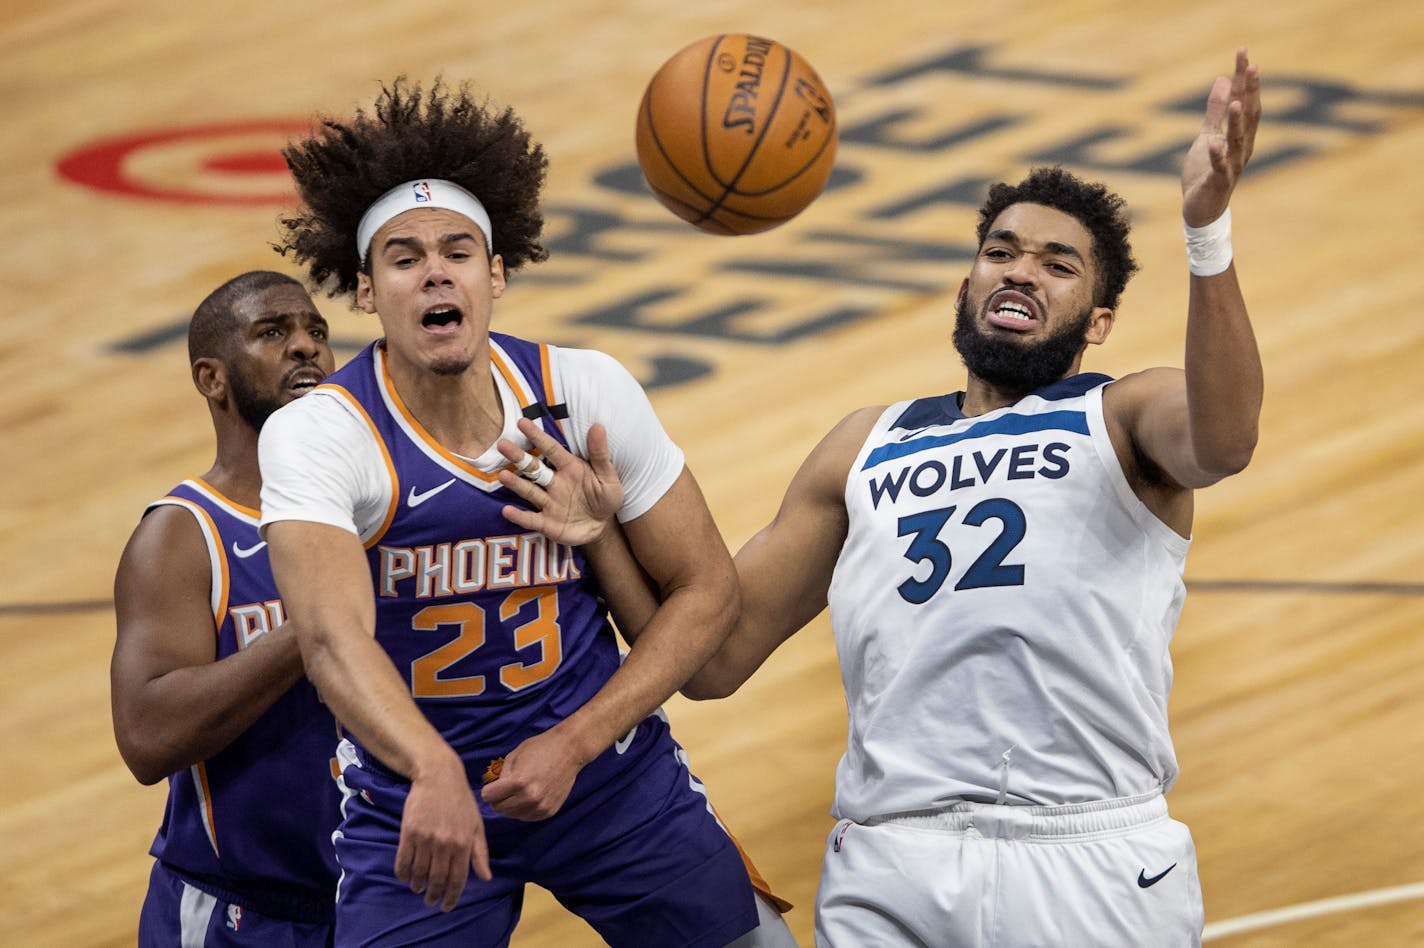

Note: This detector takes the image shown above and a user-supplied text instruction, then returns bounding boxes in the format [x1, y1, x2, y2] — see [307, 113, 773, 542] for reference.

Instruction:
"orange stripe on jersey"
[158, 496, 229, 633]
[713, 805, 794, 914]
[318, 383, 401, 549]
[535, 343, 568, 440]
[190, 477, 260, 521]
[376, 348, 501, 483]
[191, 761, 221, 857]
[489, 345, 533, 407]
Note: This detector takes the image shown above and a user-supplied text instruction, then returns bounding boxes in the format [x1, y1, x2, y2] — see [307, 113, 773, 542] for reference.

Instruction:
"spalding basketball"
[636, 33, 837, 235]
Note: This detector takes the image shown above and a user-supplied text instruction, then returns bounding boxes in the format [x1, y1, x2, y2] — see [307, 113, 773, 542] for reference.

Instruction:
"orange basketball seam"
[695, 36, 793, 226]
[639, 91, 722, 213]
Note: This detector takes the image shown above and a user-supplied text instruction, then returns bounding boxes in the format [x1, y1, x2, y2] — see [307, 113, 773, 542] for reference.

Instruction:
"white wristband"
[1184, 208, 1233, 277]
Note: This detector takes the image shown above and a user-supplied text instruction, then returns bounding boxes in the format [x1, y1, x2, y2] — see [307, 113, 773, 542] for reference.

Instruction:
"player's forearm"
[114, 630, 306, 785]
[559, 575, 737, 762]
[582, 527, 660, 647]
[268, 520, 462, 782]
[1183, 264, 1263, 477]
[298, 622, 461, 781]
[681, 539, 810, 700]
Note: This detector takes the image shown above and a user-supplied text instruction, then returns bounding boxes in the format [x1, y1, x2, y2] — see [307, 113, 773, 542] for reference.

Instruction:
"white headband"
[356, 179, 494, 263]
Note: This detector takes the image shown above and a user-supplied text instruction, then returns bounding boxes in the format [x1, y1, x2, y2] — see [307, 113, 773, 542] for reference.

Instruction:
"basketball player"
[503, 50, 1264, 947]
[111, 271, 340, 945]
[258, 79, 792, 947]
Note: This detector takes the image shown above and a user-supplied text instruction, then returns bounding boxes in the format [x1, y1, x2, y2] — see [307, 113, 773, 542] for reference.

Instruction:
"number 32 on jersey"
[897, 498, 1026, 603]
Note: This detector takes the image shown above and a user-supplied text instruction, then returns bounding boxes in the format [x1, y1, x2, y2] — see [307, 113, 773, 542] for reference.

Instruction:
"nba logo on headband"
[357, 178, 495, 263]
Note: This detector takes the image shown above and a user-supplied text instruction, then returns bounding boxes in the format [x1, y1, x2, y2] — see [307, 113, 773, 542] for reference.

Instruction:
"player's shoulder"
[1107, 365, 1183, 390]
[837, 404, 892, 438]
[117, 499, 211, 588]
[267, 382, 368, 433]
[545, 342, 628, 380]
[1101, 366, 1186, 418]
[813, 405, 891, 467]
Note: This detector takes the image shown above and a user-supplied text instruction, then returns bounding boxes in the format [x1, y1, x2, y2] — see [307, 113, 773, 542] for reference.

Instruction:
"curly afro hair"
[277, 77, 549, 299]
[975, 166, 1139, 312]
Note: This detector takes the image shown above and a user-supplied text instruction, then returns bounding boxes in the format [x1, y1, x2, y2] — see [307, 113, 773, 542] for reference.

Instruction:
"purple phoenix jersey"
[145, 478, 340, 923]
[319, 335, 758, 947]
[324, 334, 636, 778]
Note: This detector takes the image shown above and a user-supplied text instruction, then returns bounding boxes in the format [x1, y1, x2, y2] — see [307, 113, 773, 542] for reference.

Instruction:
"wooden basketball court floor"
[2, 1, 1421, 944]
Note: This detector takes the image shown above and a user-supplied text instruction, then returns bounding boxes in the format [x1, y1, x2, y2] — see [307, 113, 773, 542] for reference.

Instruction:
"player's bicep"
[265, 519, 376, 641]
[1106, 370, 1209, 489]
[111, 509, 221, 726]
[737, 408, 873, 637]
[620, 467, 733, 598]
[555, 347, 684, 522]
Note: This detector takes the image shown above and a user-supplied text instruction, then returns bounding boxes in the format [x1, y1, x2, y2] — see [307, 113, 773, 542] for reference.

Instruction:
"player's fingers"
[1231, 47, 1249, 95]
[585, 423, 617, 480]
[424, 851, 452, 908]
[500, 503, 544, 533]
[395, 832, 415, 885]
[404, 844, 431, 896]
[1225, 100, 1247, 164]
[494, 437, 527, 466]
[471, 829, 493, 883]
[517, 417, 573, 468]
[1200, 75, 1231, 133]
[437, 852, 470, 912]
[497, 469, 548, 508]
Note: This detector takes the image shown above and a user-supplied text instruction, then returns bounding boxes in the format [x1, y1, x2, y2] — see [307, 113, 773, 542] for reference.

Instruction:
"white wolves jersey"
[826, 374, 1190, 820]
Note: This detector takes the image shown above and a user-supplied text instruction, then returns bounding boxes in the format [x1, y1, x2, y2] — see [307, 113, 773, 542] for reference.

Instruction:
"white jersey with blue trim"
[826, 373, 1190, 820]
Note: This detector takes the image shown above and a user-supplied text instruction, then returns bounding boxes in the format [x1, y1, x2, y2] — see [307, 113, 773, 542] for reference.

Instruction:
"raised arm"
[111, 506, 305, 785]
[1107, 49, 1264, 499]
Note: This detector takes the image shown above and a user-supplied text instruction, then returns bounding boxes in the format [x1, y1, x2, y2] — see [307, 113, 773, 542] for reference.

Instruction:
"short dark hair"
[188, 270, 303, 364]
[276, 77, 550, 299]
[975, 166, 1139, 311]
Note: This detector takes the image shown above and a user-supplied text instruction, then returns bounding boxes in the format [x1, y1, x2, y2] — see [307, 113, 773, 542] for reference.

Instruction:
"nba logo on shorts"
[832, 819, 852, 853]
[413, 181, 433, 203]
[226, 904, 243, 931]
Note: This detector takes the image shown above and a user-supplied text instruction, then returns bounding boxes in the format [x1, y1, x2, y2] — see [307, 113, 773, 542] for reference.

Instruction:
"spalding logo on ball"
[636, 33, 837, 235]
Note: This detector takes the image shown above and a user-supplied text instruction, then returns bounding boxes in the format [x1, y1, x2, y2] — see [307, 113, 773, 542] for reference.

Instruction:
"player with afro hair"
[277, 77, 549, 298]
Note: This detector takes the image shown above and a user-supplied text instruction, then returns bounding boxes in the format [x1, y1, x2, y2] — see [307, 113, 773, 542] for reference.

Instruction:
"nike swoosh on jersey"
[614, 724, 638, 755]
[1137, 863, 1177, 888]
[231, 540, 267, 559]
[407, 478, 458, 508]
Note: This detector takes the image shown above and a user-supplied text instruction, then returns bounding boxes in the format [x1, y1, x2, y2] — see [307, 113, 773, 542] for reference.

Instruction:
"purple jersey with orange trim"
[327, 335, 621, 768]
[145, 479, 340, 923]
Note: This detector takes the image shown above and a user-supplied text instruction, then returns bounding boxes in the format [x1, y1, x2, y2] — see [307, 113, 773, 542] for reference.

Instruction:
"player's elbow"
[114, 732, 175, 786]
[680, 672, 739, 702]
[678, 644, 750, 701]
[1201, 433, 1258, 481]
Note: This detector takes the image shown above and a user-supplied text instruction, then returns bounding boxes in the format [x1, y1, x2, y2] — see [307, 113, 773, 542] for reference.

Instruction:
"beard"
[430, 356, 475, 377]
[953, 295, 1093, 395]
[228, 366, 286, 433]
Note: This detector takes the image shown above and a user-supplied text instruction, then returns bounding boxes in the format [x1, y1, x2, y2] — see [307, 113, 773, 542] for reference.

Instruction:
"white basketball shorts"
[815, 791, 1202, 947]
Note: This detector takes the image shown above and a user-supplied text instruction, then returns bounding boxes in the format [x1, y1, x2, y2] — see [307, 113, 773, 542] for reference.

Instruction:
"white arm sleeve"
[552, 348, 685, 522]
[257, 391, 392, 541]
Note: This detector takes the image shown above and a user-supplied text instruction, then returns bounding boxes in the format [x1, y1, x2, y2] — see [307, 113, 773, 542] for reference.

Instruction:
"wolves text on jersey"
[867, 441, 1072, 510]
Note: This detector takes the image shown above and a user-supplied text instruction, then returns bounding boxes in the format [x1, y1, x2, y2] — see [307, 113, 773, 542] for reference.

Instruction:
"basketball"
[635, 33, 838, 235]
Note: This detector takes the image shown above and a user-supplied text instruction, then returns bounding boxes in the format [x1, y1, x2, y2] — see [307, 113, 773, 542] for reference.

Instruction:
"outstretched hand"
[497, 418, 623, 545]
[1182, 47, 1260, 227]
